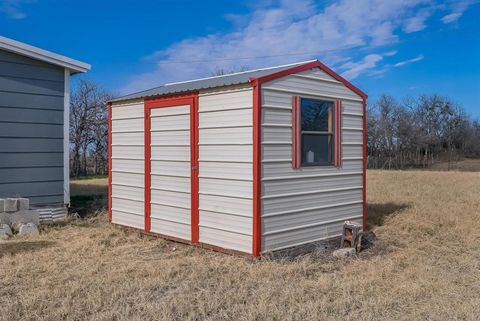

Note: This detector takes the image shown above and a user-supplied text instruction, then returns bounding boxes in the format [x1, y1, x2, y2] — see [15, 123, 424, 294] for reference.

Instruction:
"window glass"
[300, 98, 334, 166]
[301, 99, 332, 132]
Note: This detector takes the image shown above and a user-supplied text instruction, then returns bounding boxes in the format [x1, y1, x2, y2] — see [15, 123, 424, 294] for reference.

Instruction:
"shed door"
[146, 99, 198, 242]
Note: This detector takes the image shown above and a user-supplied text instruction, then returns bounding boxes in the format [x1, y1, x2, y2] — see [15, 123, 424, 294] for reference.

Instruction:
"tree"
[367, 94, 479, 169]
[70, 80, 114, 177]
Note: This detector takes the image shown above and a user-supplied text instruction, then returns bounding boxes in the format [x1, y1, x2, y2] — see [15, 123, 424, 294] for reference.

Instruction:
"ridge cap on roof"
[164, 59, 317, 86]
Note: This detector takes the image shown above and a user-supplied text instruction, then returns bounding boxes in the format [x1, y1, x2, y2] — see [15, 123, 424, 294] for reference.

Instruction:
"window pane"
[301, 98, 334, 132]
[301, 134, 333, 165]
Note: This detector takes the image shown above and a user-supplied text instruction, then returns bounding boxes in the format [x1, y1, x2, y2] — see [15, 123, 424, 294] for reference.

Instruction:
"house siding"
[110, 99, 145, 229]
[0, 49, 65, 205]
[260, 67, 364, 252]
[197, 86, 253, 253]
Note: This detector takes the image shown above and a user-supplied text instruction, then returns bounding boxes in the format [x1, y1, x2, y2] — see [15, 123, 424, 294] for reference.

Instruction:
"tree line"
[69, 80, 480, 177]
[367, 94, 480, 169]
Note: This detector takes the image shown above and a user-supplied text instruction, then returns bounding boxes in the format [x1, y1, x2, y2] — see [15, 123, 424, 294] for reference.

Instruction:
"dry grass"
[70, 178, 108, 196]
[1, 171, 480, 321]
[428, 158, 480, 172]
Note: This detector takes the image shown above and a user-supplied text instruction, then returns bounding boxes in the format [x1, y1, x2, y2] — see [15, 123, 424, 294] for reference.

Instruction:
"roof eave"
[0, 36, 91, 73]
[250, 60, 367, 100]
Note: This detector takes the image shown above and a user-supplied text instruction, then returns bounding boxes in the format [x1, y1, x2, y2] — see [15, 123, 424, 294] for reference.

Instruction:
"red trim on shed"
[144, 94, 199, 241]
[362, 98, 367, 230]
[252, 80, 262, 257]
[254, 60, 367, 100]
[144, 105, 151, 232]
[107, 102, 112, 223]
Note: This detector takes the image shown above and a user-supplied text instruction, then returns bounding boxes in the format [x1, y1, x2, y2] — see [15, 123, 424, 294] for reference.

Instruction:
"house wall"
[260, 67, 364, 252]
[197, 86, 253, 253]
[0, 49, 66, 205]
[110, 99, 145, 229]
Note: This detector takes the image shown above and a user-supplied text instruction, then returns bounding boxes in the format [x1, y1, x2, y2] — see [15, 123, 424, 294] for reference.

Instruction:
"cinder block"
[0, 223, 12, 238]
[0, 210, 40, 226]
[0, 199, 4, 212]
[18, 198, 29, 210]
[18, 223, 39, 236]
[4, 198, 18, 212]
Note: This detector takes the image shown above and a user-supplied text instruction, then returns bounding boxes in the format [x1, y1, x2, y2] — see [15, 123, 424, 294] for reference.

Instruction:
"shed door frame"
[144, 94, 199, 243]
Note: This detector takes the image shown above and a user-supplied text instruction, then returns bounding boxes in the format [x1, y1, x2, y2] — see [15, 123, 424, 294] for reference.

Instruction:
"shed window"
[292, 97, 342, 168]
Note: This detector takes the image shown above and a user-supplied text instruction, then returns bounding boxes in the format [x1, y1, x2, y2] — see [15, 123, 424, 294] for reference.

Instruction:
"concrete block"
[18, 223, 39, 236]
[0, 223, 12, 239]
[18, 198, 29, 210]
[5, 198, 18, 212]
[332, 248, 356, 258]
[0, 199, 4, 212]
[0, 210, 40, 226]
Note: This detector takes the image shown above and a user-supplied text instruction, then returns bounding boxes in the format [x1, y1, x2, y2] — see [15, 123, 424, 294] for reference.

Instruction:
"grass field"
[1, 170, 480, 321]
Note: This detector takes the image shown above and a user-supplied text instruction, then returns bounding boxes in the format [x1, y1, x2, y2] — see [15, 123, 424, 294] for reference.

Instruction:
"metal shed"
[0, 36, 90, 218]
[108, 60, 367, 256]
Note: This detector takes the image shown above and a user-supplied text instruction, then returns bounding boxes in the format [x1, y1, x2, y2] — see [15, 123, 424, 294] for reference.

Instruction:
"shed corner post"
[251, 78, 262, 257]
[108, 102, 113, 223]
[63, 68, 71, 207]
[144, 99, 151, 233]
[362, 97, 367, 231]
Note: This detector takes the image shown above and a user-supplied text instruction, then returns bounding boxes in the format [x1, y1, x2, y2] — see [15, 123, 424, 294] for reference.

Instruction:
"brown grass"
[428, 158, 480, 172]
[70, 178, 108, 196]
[1, 171, 480, 321]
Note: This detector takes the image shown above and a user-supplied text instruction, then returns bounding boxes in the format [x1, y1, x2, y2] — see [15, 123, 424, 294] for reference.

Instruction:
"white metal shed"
[107, 60, 367, 256]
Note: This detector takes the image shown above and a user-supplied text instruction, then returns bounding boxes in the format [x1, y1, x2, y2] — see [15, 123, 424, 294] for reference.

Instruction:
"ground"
[1, 170, 480, 321]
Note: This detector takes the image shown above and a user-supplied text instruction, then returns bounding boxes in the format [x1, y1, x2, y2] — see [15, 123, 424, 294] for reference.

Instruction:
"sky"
[1, 0, 479, 116]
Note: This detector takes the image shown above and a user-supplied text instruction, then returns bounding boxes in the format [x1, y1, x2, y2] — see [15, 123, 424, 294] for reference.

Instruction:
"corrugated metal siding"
[0, 49, 65, 205]
[110, 99, 145, 229]
[260, 67, 364, 252]
[149, 104, 191, 240]
[198, 86, 253, 253]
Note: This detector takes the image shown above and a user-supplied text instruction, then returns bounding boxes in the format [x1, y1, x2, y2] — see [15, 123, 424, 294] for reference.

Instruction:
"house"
[107, 60, 366, 256]
[0, 36, 90, 220]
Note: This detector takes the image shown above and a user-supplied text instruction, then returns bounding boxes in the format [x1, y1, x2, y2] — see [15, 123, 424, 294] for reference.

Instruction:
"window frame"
[292, 96, 342, 169]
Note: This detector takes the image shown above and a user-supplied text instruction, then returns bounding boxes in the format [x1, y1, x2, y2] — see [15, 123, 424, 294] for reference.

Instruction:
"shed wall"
[110, 99, 145, 229]
[0, 49, 65, 205]
[260, 67, 364, 252]
[197, 86, 253, 253]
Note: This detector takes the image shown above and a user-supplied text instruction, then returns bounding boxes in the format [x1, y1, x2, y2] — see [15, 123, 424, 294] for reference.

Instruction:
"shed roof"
[0, 36, 90, 74]
[111, 59, 367, 103]
[110, 60, 316, 102]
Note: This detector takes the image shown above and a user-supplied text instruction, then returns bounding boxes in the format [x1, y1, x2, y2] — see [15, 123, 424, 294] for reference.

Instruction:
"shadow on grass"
[70, 194, 107, 218]
[366, 202, 410, 230]
[0, 240, 55, 257]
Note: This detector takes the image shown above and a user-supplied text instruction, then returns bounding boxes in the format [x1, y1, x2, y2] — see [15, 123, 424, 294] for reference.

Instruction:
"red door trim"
[144, 93, 199, 242]
[107, 102, 112, 223]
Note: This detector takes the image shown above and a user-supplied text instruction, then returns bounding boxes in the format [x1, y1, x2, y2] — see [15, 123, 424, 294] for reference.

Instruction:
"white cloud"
[440, 0, 475, 24]
[121, 0, 474, 94]
[393, 54, 424, 67]
[0, 0, 33, 19]
[340, 54, 383, 80]
[441, 12, 463, 23]
[403, 9, 432, 33]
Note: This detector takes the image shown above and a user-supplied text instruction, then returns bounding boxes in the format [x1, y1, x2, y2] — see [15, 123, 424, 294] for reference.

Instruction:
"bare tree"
[367, 94, 479, 169]
[211, 66, 249, 76]
[70, 80, 114, 177]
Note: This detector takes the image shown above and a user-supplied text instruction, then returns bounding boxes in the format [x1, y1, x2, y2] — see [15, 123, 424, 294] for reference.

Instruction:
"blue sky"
[1, 0, 479, 116]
